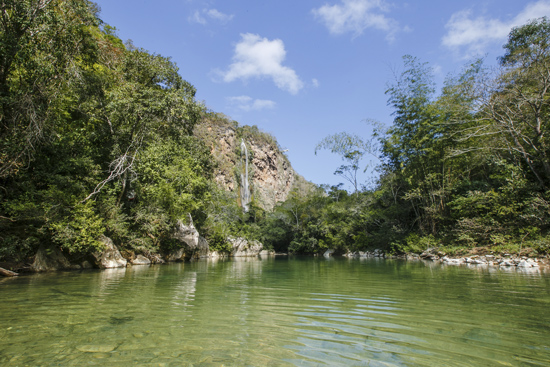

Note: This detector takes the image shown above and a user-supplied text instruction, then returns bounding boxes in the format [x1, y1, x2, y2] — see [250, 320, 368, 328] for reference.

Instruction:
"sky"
[93, 0, 550, 190]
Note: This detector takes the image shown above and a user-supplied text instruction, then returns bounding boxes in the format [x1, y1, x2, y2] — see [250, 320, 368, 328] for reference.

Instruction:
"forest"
[1, 0, 549, 269]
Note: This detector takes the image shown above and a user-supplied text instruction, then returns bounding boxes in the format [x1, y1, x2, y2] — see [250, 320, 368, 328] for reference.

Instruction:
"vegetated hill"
[195, 111, 314, 211]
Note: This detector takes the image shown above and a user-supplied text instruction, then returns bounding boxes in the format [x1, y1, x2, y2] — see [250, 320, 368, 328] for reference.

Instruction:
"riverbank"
[341, 247, 550, 269]
[2, 245, 549, 277]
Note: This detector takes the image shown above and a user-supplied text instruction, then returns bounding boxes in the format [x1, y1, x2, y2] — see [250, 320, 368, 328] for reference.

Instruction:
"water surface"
[1, 257, 549, 366]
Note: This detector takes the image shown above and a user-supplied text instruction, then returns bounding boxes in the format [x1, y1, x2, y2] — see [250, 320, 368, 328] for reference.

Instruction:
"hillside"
[195, 112, 314, 212]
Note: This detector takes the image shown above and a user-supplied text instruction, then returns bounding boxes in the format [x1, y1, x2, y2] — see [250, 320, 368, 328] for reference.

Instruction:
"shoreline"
[2, 249, 550, 277]
[341, 249, 550, 269]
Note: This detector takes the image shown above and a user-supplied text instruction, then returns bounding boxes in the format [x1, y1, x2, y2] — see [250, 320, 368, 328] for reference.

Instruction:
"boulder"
[323, 249, 335, 258]
[167, 214, 209, 260]
[443, 258, 464, 265]
[92, 236, 127, 269]
[517, 259, 539, 268]
[31, 246, 71, 272]
[229, 237, 264, 257]
[148, 253, 165, 264]
[131, 255, 151, 266]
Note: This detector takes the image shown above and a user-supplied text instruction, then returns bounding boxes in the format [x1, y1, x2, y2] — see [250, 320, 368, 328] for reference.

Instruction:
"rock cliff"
[195, 112, 313, 211]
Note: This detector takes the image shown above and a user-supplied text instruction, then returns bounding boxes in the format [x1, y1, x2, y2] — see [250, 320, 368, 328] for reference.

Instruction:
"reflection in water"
[0, 258, 549, 366]
[96, 267, 127, 299]
[172, 271, 197, 310]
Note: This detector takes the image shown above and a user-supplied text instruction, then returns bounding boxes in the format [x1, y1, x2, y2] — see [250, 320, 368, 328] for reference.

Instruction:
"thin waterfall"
[240, 139, 251, 212]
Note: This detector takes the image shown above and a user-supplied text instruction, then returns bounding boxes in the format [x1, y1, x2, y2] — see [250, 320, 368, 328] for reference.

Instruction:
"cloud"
[218, 33, 304, 94]
[188, 8, 234, 25]
[189, 10, 207, 25]
[227, 96, 276, 111]
[442, 1, 550, 57]
[312, 78, 320, 88]
[312, 0, 400, 40]
[204, 9, 234, 24]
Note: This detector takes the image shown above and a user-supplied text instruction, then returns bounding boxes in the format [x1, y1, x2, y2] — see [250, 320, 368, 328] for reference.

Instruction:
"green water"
[1, 257, 549, 366]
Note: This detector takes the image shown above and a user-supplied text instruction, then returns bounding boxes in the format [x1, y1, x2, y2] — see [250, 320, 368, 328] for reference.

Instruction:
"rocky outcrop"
[31, 246, 71, 272]
[92, 236, 127, 269]
[228, 237, 264, 257]
[167, 215, 209, 260]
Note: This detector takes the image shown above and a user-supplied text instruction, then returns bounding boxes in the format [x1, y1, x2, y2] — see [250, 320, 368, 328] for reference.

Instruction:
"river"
[1, 256, 549, 366]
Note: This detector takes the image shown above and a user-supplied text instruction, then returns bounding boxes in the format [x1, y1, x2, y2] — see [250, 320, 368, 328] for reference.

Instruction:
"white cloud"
[205, 9, 234, 24]
[312, 0, 400, 40]
[227, 96, 276, 111]
[442, 1, 550, 57]
[218, 33, 304, 95]
[312, 78, 320, 88]
[189, 10, 207, 25]
[189, 8, 234, 25]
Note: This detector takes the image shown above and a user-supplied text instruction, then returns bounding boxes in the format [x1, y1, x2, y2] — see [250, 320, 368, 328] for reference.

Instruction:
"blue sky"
[93, 0, 550, 190]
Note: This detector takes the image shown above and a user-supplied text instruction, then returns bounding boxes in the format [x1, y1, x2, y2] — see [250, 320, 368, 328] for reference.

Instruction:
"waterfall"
[240, 139, 251, 212]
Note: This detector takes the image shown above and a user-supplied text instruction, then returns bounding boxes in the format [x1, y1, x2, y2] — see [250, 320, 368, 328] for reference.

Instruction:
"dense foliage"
[0, 0, 241, 263]
[1, 2, 548, 265]
[269, 18, 550, 257]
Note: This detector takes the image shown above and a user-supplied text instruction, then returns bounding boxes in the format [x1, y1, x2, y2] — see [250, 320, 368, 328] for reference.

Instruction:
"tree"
[315, 132, 372, 193]
[0, 0, 100, 178]
[453, 18, 550, 188]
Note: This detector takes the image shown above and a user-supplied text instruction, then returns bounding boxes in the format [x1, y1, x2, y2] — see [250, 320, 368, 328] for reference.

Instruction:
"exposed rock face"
[92, 236, 127, 269]
[250, 142, 297, 211]
[195, 116, 314, 211]
[32, 246, 71, 272]
[167, 215, 209, 260]
[228, 237, 264, 257]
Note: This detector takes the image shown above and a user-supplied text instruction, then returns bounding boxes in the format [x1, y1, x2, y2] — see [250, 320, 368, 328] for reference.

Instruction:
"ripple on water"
[0, 258, 550, 366]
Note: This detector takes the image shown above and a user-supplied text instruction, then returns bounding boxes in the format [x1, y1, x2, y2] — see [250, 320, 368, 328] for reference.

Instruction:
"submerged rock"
[76, 345, 116, 353]
[92, 236, 127, 269]
[31, 246, 71, 272]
